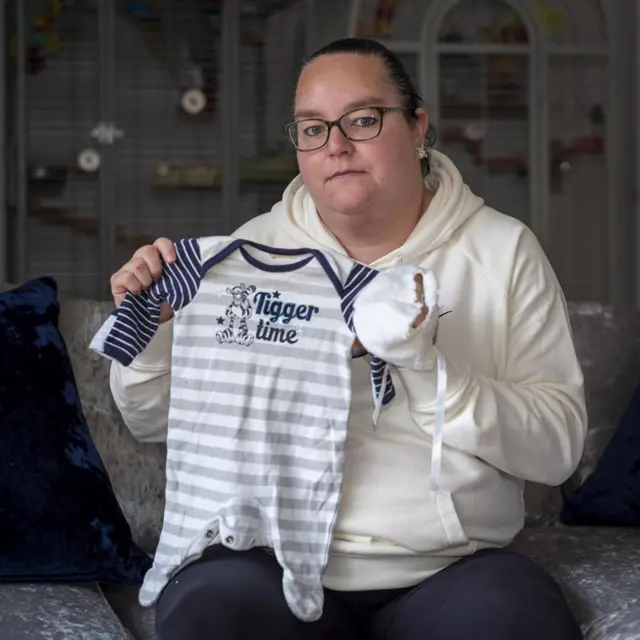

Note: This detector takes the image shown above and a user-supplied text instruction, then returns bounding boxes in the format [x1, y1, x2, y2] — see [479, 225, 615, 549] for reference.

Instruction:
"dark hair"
[300, 38, 436, 176]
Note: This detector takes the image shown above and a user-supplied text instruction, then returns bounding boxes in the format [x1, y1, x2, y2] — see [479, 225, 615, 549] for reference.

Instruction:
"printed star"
[217, 317, 225, 325]
[272, 290, 281, 298]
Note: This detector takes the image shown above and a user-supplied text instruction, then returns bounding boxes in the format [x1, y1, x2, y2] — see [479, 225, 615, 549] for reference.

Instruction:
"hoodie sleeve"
[353, 231, 587, 487]
[109, 320, 173, 443]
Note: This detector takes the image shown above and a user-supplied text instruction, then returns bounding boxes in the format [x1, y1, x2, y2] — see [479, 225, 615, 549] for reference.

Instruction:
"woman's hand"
[110, 237, 176, 323]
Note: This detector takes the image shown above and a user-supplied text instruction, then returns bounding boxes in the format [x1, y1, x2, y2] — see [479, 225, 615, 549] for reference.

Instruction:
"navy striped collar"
[202, 239, 357, 296]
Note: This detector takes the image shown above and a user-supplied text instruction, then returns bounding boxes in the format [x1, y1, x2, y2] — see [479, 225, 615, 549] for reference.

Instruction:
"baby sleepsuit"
[90, 236, 396, 621]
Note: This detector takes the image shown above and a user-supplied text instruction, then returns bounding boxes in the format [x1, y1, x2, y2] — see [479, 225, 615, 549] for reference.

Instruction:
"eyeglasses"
[283, 106, 405, 152]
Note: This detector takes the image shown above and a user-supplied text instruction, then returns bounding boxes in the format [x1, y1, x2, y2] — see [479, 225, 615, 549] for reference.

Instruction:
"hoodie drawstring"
[430, 353, 447, 491]
[371, 353, 447, 492]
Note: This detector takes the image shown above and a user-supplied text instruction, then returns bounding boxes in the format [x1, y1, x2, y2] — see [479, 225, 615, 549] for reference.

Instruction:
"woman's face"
[293, 53, 428, 218]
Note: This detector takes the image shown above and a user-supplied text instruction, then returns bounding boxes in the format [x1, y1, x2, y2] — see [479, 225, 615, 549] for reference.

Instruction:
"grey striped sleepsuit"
[90, 236, 395, 621]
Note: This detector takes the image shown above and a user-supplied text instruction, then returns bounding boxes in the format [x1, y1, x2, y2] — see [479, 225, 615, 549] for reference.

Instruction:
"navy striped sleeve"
[89, 238, 202, 366]
[370, 355, 396, 405]
[341, 263, 396, 407]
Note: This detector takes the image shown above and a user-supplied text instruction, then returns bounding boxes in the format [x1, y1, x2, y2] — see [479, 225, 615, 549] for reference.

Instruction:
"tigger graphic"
[216, 283, 256, 346]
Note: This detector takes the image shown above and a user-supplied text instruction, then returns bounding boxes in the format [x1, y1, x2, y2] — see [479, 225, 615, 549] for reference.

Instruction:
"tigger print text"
[215, 283, 319, 347]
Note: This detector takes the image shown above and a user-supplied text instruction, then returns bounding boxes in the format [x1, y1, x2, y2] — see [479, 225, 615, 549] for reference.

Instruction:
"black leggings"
[155, 546, 582, 640]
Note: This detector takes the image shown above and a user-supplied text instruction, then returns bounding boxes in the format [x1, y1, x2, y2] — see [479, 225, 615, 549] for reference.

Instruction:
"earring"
[417, 146, 429, 160]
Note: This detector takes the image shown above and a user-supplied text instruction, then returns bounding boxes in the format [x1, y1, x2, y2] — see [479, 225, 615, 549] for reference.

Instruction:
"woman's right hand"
[110, 238, 177, 323]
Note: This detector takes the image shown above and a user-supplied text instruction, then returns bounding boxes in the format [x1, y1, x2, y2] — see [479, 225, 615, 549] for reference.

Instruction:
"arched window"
[421, 0, 611, 301]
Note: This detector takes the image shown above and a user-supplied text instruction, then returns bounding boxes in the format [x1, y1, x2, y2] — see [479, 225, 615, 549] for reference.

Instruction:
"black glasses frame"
[283, 106, 405, 152]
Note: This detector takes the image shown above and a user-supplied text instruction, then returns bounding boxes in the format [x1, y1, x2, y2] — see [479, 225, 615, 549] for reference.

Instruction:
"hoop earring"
[417, 146, 429, 160]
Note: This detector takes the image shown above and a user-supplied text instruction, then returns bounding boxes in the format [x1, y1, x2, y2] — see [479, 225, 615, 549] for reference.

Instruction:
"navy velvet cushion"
[560, 384, 640, 526]
[0, 277, 151, 584]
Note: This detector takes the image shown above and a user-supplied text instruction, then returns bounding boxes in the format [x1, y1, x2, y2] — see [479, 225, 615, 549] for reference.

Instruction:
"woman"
[109, 38, 586, 639]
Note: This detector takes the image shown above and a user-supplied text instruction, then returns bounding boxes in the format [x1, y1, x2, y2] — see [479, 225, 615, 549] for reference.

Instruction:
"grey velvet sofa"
[1, 295, 639, 639]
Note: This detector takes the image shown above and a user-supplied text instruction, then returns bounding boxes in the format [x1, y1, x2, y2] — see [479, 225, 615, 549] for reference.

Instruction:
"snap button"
[225, 535, 235, 544]
[395, 252, 405, 264]
[205, 529, 214, 539]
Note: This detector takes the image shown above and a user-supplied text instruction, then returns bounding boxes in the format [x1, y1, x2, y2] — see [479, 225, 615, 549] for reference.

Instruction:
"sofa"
[1, 293, 639, 639]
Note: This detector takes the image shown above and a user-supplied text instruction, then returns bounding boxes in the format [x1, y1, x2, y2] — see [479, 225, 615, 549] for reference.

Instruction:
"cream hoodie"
[110, 151, 586, 591]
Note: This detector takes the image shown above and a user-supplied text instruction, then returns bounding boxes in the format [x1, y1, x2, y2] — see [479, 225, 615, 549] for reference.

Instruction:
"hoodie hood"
[276, 150, 485, 267]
